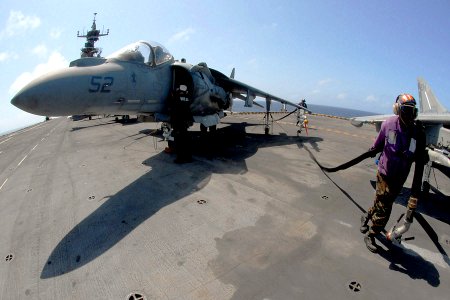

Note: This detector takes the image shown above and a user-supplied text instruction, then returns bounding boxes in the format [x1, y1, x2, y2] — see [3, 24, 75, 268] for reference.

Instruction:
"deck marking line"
[0, 137, 12, 145]
[32, 144, 38, 151]
[0, 178, 8, 191]
[18, 155, 28, 167]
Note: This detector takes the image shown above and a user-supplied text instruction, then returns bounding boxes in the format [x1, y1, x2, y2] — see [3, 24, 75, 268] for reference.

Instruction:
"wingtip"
[350, 118, 363, 127]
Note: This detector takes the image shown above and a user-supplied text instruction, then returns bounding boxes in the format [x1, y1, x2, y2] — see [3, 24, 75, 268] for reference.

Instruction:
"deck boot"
[364, 233, 378, 253]
[360, 213, 370, 234]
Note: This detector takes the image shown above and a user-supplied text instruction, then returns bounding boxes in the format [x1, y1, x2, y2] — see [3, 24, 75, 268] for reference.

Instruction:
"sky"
[1, 0, 449, 134]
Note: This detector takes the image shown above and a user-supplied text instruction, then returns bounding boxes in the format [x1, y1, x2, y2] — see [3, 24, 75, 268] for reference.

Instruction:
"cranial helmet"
[393, 93, 417, 119]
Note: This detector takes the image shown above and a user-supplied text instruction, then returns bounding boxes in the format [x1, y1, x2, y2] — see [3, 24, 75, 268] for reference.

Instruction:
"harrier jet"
[11, 40, 309, 134]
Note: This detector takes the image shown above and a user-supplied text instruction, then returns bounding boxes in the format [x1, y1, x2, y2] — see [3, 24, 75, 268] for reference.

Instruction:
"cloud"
[0, 52, 8, 62]
[337, 93, 347, 100]
[246, 58, 258, 67]
[318, 78, 333, 86]
[309, 78, 335, 95]
[167, 27, 195, 44]
[31, 44, 48, 57]
[365, 95, 377, 102]
[0, 51, 19, 62]
[263, 22, 278, 30]
[9, 51, 68, 96]
[49, 28, 63, 39]
[0, 10, 41, 38]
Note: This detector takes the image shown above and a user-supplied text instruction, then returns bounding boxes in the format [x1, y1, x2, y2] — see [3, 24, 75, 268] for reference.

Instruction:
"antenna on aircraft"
[77, 13, 109, 58]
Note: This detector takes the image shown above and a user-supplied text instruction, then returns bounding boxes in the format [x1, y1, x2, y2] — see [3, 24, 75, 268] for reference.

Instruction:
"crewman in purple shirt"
[360, 94, 425, 253]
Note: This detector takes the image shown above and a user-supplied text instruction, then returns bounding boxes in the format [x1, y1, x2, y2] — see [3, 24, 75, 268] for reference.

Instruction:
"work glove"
[368, 147, 379, 158]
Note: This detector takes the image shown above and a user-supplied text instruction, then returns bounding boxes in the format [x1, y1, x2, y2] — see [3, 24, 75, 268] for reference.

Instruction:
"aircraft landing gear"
[263, 110, 273, 135]
[421, 159, 433, 197]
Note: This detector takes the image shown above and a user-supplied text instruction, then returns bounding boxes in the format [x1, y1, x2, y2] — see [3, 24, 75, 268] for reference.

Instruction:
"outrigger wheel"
[263, 108, 273, 135]
[264, 98, 272, 135]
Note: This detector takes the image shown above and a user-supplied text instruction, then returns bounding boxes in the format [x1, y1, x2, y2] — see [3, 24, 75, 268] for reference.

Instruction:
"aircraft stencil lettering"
[89, 76, 114, 93]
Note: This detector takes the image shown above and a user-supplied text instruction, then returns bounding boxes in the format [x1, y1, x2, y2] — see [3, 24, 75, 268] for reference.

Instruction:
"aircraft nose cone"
[10, 87, 39, 114]
[11, 93, 25, 109]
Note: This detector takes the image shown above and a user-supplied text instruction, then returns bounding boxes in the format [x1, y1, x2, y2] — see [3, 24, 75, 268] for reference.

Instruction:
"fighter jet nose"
[10, 83, 44, 115]
[11, 93, 24, 109]
[11, 88, 35, 113]
[11, 67, 92, 117]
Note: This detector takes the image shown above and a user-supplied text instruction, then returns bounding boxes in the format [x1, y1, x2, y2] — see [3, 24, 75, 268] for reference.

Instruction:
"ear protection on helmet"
[393, 101, 401, 115]
[410, 106, 418, 119]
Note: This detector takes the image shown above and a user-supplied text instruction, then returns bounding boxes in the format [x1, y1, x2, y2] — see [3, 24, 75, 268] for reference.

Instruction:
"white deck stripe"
[0, 137, 12, 145]
[0, 178, 8, 191]
[17, 155, 28, 167]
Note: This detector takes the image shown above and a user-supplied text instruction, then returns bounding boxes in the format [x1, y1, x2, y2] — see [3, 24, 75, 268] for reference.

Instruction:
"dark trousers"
[367, 171, 403, 235]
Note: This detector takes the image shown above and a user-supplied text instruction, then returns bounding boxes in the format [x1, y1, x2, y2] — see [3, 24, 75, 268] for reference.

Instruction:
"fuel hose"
[315, 148, 379, 173]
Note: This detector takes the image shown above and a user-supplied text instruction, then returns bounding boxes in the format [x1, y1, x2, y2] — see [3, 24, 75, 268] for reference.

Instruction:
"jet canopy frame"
[106, 40, 174, 67]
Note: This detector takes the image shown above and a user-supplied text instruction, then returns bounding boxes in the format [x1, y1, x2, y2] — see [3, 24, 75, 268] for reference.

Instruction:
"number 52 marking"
[89, 76, 114, 93]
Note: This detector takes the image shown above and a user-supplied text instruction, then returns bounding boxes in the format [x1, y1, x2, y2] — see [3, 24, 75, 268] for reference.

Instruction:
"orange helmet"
[396, 94, 416, 106]
[393, 93, 418, 123]
[393, 93, 417, 116]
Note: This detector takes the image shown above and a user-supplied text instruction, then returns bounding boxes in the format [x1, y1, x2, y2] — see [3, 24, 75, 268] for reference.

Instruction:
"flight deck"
[0, 113, 449, 299]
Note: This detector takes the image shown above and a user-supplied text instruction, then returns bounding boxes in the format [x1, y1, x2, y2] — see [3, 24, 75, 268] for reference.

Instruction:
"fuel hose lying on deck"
[315, 148, 379, 172]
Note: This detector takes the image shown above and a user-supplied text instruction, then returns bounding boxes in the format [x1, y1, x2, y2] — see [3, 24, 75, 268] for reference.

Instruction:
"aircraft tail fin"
[417, 77, 448, 114]
[230, 68, 235, 79]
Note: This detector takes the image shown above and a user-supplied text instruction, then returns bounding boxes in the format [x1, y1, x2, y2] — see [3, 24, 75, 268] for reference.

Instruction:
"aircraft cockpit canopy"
[107, 41, 173, 66]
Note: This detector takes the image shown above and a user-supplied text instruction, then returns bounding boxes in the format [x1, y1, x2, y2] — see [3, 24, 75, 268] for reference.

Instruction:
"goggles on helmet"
[399, 104, 417, 120]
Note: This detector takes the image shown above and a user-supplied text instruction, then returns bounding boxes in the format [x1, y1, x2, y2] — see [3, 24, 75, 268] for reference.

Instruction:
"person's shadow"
[367, 178, 449, 287]
[41, 122, 322, 278]
[376, 235, 441, 287]
[306, 149, 446, 287]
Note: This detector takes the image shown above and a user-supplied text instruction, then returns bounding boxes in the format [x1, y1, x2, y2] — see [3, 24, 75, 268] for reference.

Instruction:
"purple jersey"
[372, 116, 420, 184]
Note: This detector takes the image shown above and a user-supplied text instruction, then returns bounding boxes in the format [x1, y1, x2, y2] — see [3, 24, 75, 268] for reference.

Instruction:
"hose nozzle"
[386, 197, 417, 243]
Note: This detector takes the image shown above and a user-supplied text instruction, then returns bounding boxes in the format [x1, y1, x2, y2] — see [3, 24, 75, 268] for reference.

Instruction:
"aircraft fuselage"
[12, 57, 172, 117]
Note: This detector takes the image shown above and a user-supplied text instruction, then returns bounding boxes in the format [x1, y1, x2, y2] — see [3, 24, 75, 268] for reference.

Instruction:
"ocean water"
[231, 101, 378, 118]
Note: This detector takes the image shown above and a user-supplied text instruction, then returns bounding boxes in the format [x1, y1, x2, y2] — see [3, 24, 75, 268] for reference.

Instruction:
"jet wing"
[350, 114, 392, 128]
[351, 114, 450, 128]
[418, 114, 450, 125]
[210, 68, 310, 112]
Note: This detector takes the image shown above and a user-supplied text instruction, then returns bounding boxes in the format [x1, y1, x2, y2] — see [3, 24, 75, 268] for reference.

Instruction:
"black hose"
[273, 108, 298, 122]
[315, 149, 379, 172]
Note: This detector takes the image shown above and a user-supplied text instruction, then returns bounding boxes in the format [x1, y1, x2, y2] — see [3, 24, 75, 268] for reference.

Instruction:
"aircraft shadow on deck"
[40, 122, 323, 278]
[70, 120, 116, 131]
[70, 117, 140, 132]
